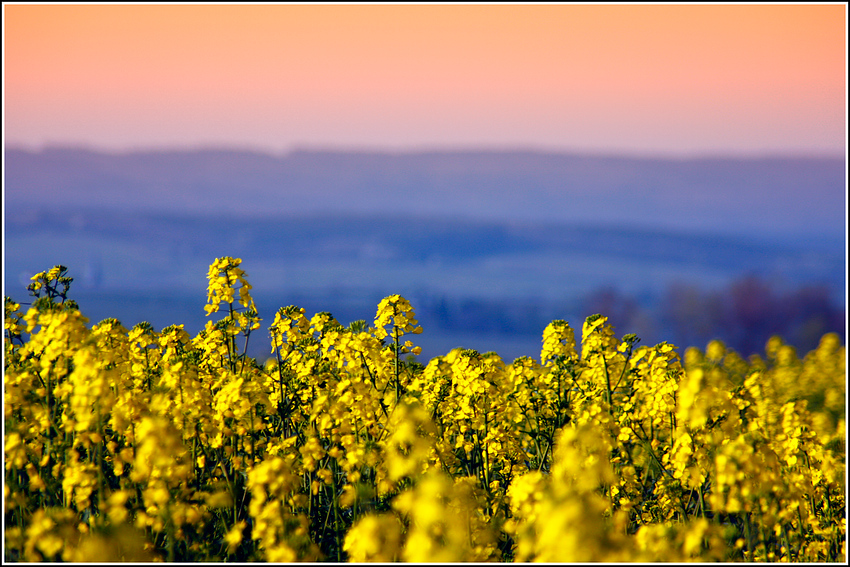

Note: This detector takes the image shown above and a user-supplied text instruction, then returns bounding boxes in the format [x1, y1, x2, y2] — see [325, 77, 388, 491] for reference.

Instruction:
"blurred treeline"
[655, 276, 845, 357]
[415, 275, 845, 358]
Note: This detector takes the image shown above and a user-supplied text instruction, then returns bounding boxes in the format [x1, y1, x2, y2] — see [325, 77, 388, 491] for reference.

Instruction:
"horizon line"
[4, 140, 847, 162]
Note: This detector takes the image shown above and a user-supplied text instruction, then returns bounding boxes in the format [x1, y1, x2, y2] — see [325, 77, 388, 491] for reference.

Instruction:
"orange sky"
[3, 3, 846, 156]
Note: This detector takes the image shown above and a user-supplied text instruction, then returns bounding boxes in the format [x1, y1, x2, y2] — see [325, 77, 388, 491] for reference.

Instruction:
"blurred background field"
[4, 148, 845, 362]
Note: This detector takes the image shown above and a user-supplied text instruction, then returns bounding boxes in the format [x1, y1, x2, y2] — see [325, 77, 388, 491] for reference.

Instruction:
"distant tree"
[725, 276, 782, 356]
[662, 283, 726, 349]
[661, 276, 845, 356]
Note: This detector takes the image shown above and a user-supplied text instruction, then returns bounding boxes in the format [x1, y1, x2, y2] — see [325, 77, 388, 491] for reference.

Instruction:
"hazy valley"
[4, 147, 845, 360]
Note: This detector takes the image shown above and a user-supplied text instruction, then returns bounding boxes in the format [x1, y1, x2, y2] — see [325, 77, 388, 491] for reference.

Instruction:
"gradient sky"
[3, 3, 847, 156]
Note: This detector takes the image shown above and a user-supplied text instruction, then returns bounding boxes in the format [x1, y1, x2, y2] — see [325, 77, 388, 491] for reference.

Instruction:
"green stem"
[635, 422, 674, 480]
[332, 461, 342, 561]
[166, 509, 175, 562]
[393, 326, 401, 402]
[744, 513, 754, 562]
[227, 302, 237, 372]
[781, 522, 794, 561]
[611, 355, 631, 393]
[240, 331, 251, 374]
[602, 353, 613, 413]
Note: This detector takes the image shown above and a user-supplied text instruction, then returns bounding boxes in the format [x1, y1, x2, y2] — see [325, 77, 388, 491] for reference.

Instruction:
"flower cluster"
[4, 260, 845, 562]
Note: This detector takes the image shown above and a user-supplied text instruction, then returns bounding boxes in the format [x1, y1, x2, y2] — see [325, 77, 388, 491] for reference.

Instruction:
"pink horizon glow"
[3, 3, 846, 157]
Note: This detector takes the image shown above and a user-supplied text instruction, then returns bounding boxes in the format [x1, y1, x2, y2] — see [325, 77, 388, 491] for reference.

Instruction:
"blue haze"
[3, 147, 846, 361]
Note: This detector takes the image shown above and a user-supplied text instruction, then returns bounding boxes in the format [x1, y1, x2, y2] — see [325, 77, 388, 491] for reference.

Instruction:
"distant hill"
[5, 208, 845, 358]
[5, 208, 843, 297]
[4, 147, 845, 244]
[4, 147, 845, 360]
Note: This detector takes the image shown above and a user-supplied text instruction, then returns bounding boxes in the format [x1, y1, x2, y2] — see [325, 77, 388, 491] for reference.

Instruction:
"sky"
[3, 2, 847, 157]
